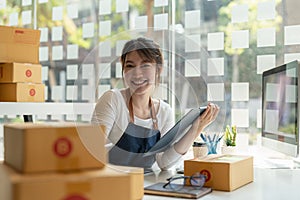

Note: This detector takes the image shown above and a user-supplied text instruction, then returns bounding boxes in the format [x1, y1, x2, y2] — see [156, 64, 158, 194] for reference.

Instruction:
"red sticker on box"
[25, 69, 32, 77]
[29, 89, 36, 96]
[200, 169, 211, 182]
[53, 137, 72, 157]
[15, 30, 24, 34]
[63, 195, 88, 200]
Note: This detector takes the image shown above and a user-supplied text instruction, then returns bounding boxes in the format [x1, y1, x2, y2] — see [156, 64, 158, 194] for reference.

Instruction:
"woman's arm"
[91, 90, 117, 137]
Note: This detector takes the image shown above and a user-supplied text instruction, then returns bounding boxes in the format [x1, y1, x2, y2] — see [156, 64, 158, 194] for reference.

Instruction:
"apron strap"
[127, 89, 158, 130]
[149, 99, 158, 130]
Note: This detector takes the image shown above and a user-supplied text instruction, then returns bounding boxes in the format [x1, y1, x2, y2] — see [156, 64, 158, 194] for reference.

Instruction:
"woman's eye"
[141, 64, 152, 68]
[125, 64, 134, 68]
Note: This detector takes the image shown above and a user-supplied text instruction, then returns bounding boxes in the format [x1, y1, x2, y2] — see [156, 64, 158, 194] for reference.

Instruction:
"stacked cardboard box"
[184, 155, 253, 191]
[0, 123, 144, 200]
[0, 25, 45, 102]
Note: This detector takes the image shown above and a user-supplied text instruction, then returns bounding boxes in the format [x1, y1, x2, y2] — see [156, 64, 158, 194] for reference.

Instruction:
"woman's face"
[123, 51, 157, 95]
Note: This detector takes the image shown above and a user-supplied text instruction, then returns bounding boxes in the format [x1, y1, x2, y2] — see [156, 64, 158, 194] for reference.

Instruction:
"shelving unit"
[0, 102, 95, 116]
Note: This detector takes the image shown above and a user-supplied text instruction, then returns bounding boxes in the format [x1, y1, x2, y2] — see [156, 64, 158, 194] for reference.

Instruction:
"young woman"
[91, 37, 219, 170]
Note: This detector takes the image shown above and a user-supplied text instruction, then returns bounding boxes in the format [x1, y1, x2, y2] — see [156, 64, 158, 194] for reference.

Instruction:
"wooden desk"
[143, 167, 300, 200]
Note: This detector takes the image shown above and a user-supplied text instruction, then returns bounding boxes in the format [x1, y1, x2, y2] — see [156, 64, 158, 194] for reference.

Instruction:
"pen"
[200, 133, 207, 142]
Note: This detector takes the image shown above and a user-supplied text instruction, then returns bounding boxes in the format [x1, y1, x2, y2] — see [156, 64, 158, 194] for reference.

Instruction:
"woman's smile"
[130, 78, 153, 94]
[131, 79, 148, 86]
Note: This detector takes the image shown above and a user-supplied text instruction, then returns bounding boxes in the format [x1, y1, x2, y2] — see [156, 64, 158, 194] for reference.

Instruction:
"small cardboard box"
[184, 155, 253, 191]
[0, 163, 140, 200]
[0, 82, 45, 102]
[4, 123, 107, 173]
[0, 26, 40, 64]
[108, 164, 144, 200]
[0, 62, 42, 83]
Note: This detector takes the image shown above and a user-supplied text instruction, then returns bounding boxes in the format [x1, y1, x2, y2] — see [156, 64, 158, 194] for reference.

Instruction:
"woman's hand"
[174, 103, 220, 155]
[191, 103, 220, 139]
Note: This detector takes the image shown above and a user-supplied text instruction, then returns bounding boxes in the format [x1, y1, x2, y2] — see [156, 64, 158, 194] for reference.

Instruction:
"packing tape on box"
[56, 157, 80, 170]
[53, 130, 80, 169]
[197, 154, 222, 161]
[64, 181, 91, 199]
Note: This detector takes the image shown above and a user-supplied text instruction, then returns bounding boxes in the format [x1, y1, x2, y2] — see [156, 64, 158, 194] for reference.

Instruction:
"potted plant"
[221, 125, 237, 154]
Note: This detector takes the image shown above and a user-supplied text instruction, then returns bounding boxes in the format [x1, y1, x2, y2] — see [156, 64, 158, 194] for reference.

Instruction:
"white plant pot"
[221, 146, 236, 155]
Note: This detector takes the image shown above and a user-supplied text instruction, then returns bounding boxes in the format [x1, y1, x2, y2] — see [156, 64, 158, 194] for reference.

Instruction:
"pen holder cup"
[206, 141, 219, 155]
[200, 133, 223, 155]
[192, 142, 208, 158]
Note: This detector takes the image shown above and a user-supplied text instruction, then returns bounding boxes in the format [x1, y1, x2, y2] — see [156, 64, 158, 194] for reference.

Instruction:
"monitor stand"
[292, 157, 300, 168]
[252, 145, 297, 169]
[259, 158, 294, 169]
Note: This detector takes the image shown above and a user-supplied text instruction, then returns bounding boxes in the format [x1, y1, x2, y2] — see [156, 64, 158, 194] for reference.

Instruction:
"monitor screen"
[262, 60, 299, 157]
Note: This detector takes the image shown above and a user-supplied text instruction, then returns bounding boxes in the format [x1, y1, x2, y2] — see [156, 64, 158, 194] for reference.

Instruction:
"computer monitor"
[262, 60, 300, 158]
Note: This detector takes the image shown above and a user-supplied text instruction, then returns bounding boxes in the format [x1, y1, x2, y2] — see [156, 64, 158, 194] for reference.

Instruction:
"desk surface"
[143, 167, 300, 200]
[1, 134, 299, 200]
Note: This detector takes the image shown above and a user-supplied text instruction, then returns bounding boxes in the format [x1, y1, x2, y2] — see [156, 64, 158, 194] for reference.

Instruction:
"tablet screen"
[144, 106, 207, 156]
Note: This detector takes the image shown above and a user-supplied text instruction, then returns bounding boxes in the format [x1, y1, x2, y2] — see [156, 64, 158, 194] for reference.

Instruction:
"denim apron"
[108, 95, 160, 169]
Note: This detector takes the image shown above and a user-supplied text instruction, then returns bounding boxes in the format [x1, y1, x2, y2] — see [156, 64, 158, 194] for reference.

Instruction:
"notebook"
[144, 182, 212, 199]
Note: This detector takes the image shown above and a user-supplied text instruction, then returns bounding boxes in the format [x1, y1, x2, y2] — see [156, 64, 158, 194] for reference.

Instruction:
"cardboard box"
[184, 155, 253, 191]
[0, 26, 40, 64]
[0, 62, 42, 83]
[108, 164, 144, 200]
[0, 163, 140, 200]
[4, 123, 107, 173]
[0, 82, 45, 102]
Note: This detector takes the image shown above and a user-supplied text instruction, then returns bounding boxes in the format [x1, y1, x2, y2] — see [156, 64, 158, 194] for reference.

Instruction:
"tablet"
[144, 106, 207, 156]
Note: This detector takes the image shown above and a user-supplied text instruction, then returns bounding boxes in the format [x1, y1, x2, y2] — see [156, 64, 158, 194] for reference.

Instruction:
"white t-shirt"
[91, 89, 182, 170]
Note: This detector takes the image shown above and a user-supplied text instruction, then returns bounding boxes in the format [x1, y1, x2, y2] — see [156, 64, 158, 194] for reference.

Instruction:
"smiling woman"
[91, 37, 219, 171]
[123, 51, 158, 97]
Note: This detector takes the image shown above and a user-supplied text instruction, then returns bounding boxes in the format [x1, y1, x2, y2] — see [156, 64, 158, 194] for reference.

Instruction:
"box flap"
[193, 154, 252, 164]
[0, 26, 40, 45]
